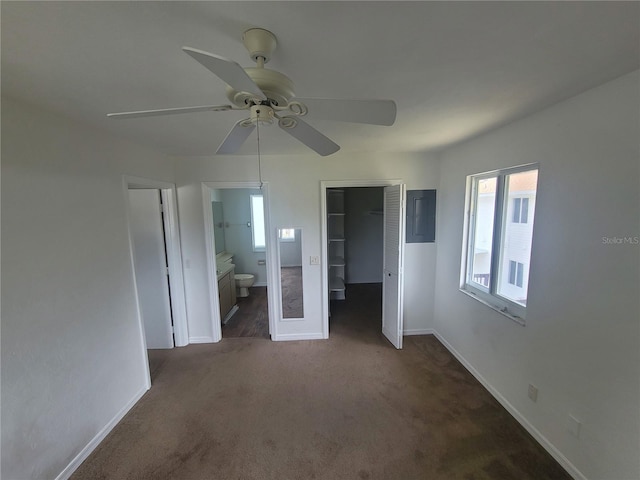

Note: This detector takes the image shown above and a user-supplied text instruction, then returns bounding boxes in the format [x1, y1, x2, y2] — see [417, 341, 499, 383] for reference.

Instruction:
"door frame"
[320, 179, 404, 340]
[123, 176, 189, 388]
[201, 181, 276, 342]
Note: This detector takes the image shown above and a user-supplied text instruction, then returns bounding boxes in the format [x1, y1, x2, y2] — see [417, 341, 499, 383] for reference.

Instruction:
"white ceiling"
[2, 1, 638, 157]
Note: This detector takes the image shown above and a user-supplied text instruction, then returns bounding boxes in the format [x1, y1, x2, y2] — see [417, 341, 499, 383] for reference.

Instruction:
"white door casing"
[128, 189, 174, 349]
[382, 184, 406, 349]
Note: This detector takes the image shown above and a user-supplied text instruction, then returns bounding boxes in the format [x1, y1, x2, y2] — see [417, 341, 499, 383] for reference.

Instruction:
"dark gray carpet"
[72, 284, 570, 480]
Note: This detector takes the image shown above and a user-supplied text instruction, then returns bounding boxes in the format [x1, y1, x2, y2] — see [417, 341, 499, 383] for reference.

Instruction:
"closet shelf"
[327, 187, 346, 303]
[329, 256, 346, 267]
[329, 277, 345, 292]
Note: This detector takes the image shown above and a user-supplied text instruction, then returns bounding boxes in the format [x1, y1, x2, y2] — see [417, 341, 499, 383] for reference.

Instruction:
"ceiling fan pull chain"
[256, 121, 264, 189]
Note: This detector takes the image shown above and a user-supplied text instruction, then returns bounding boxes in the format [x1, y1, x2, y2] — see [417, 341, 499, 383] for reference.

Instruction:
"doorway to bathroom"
[202, 182, 276, 340]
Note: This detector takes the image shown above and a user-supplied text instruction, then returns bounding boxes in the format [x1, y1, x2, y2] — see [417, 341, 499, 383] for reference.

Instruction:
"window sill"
[459, 288, 526, 326]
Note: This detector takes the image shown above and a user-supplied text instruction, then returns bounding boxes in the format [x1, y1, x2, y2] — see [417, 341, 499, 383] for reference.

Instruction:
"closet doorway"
[321, 180, 406, 349]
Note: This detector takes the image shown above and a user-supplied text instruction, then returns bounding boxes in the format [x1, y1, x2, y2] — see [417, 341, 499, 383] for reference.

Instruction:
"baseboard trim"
[222, 305, 239, 325]
[432, 330, 586, 480]
[253, 281, 267, 287]
[403, 328, 435, 336]
[273, 332, 325, 341]
[55, 386, 147, 480]
[189, 336, 214, 344]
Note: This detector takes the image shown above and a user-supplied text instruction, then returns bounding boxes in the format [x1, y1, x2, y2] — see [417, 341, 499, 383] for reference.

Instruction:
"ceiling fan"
[107, 28, 396, 156]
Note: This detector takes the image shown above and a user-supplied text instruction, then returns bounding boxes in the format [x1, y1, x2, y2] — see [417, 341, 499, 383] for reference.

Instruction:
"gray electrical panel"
[406, 189, 436, 243]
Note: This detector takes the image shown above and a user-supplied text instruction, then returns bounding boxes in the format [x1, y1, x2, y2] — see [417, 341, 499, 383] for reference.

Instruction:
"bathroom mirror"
[211, 201, 226, 254]
[278, 228, 304, 319]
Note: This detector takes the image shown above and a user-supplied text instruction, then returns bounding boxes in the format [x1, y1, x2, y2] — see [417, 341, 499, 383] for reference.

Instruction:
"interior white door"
[382, 184, 406, 349]
[128, 189, 174, 349]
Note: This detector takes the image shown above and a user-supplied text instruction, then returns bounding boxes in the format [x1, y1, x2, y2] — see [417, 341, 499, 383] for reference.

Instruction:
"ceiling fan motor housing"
[225, 67, 295, 107]
[242, 28, 277, 63]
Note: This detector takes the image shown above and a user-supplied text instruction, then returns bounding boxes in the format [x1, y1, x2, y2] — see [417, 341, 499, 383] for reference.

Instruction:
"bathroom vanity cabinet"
[217, 266, 236, 322]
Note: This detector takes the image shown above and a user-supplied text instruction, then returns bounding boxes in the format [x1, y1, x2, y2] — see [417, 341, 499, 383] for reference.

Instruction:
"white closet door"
[128, 189, 174, 349]
[382, 184, 406, 349]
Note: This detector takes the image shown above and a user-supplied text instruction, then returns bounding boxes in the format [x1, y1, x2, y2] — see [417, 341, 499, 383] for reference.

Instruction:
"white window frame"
[461, 164, 538, 324]
[250, 194, 266, 252]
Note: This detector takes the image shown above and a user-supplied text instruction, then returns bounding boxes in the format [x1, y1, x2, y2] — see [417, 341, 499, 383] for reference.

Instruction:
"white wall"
[1, 96, 175, 480]
[175, 152, 440, 341]
[434, 71, 640, 480]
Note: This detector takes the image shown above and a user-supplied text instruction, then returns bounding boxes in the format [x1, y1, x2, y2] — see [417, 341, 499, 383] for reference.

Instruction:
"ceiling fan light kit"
[107, 27, 396, 156]
[249, 104, 275, 125]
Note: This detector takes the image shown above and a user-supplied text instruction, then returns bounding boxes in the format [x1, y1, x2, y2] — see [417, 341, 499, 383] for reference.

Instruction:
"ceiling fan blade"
[107, 105, 232, 119]
[279, 117, 340, 156]
[216, 120, 256, 155]
[183, 47, 266, 101]
[294, 98, 397, 126]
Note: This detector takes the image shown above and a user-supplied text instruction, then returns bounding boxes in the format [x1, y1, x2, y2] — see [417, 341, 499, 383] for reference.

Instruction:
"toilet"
[234, 273, 255, 297]
[218, 253, 255, 298]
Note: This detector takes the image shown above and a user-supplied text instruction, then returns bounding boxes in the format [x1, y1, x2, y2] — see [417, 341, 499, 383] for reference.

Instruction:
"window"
[250, 195, 266, 251]
[512, 198, 529, 223]
[462, 165, 538, 321]
[278, 228, 296, 241]
[508, 261, 524, 287]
